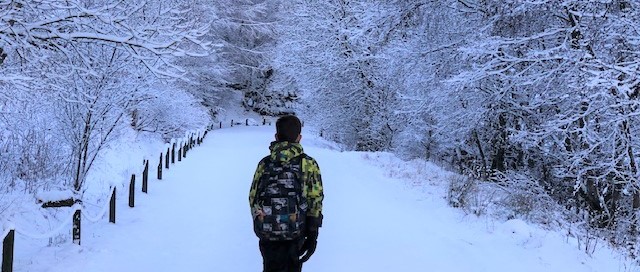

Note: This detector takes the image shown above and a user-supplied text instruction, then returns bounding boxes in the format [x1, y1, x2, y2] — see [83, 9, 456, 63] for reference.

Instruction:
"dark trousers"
[259, 239, 303, 272]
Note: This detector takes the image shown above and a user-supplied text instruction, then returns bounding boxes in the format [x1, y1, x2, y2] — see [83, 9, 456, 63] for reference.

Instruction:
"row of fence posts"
[227, 119, 302, 127]
[1, 129, 209, 272]
[2, 119, 274, 272]
[227, 118, 277, 127]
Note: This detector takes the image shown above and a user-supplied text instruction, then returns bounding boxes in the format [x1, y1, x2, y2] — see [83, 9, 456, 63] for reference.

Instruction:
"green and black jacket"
[249, 141, 324, 220]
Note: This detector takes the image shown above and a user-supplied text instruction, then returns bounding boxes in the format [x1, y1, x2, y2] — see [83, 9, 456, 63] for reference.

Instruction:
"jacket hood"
[269, 141, 304, 163]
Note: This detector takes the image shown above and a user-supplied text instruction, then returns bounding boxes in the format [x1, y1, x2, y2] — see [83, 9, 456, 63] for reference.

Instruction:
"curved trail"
[25, 126, 615, 272]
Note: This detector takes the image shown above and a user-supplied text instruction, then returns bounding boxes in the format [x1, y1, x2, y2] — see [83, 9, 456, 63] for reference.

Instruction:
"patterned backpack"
[253, 155, 308, 241]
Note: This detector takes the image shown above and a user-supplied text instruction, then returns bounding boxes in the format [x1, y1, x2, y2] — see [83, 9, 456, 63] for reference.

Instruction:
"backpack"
[253, 155, 308, 241]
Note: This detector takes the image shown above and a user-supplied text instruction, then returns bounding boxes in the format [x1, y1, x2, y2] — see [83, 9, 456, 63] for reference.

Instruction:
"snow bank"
[361, 146, 639, 272]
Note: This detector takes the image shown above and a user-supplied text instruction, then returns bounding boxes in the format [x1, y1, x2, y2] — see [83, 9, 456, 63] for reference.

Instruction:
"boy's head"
[275, 115, 302, 143]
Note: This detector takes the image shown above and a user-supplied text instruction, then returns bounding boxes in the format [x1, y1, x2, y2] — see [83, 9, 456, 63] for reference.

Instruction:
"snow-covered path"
[19, 126, 629, 271]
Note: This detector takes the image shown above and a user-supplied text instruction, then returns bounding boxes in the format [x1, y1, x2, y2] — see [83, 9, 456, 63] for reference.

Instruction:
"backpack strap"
[289, 154, 305, 190]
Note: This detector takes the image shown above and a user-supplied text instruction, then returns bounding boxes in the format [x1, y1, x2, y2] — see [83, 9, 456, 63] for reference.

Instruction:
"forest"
[1, 0, 639, 258]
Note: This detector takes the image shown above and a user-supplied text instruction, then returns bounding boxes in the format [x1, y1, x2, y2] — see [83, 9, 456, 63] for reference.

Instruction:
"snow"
[500, 219, 532, 238]
[13, 206, 78, 240]
[246, 118, 260, 126]
[4, 126, 638, 272]
[1, 226, 12, 241]
[34, 190, 76, 203]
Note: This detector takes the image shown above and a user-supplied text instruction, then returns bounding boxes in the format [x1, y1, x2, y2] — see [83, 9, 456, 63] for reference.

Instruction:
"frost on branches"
[275, 0, 640, 256]
[0, 0, 210, 195]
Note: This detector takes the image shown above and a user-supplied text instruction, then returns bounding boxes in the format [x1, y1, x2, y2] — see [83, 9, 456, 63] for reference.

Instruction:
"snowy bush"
[0, 99, 69, 193]
[447, 175, 496, 216]
[491, 172, 562, 227]
[131, 88, 211, 141]
[448, 171, 564, 227]
[447, 175, 474, 209]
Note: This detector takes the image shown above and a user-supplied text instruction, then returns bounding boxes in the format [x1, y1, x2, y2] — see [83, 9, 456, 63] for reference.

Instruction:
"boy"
[249, 115, 324, 272]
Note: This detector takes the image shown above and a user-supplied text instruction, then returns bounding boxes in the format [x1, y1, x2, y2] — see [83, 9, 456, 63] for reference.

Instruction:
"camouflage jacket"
[249, 141, 324, 219]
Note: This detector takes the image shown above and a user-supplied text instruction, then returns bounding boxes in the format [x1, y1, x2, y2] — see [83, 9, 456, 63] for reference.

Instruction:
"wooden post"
[219, 121, 222, 129]
[2, 229, 14, 272]
[231, 119, 234, 127]
[109, 187, 116, 223]
[246, 119, 249, 126]
[142, 160, 148, 193]
[129, 174, 135, 208]
[178, 146, 182, 162]
[165, 148, 170, 169]
[171, 143, 176, 164]
[184, 143, 188, 158]
[263, 118, 266, 125]
[157, 153, 163, 180]
[72, 209, 81, 245]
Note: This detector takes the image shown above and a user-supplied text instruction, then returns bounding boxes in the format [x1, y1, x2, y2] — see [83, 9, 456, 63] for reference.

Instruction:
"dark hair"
[276, 115, 302, 142]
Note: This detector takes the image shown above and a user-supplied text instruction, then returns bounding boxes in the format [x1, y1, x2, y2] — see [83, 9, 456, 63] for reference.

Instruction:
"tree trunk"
[74, 112, 93, 191]
[472, 130, 486, 175]
[491, 113, 506, 172]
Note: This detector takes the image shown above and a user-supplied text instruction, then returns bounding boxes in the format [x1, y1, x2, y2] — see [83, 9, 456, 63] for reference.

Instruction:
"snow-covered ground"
[4, 125, 638, 271]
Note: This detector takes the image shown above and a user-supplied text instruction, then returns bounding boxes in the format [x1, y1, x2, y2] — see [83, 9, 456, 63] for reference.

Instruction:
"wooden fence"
[1, 118, 270, 272]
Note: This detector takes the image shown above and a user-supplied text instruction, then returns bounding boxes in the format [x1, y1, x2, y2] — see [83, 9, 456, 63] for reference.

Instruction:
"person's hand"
[300, 215, 322, 262]
[299, 230, 318, 263]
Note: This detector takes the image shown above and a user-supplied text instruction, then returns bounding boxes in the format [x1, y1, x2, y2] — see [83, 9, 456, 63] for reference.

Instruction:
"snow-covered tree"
[0, 0, 210, 193]
[444, 0, 640, 249]
[277, 0, 407, 151]
[211, 0, 285, 113]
